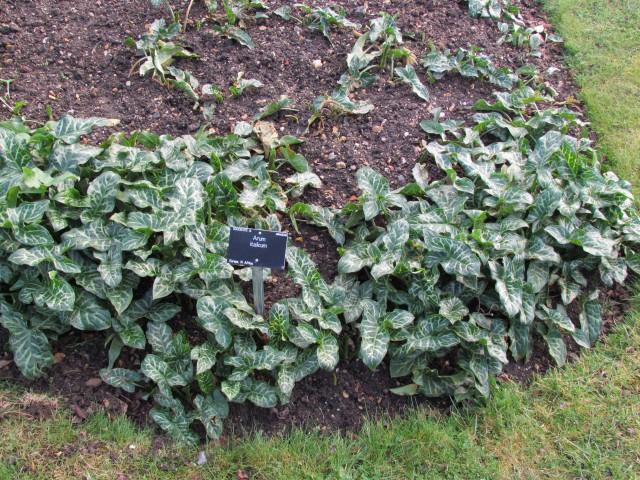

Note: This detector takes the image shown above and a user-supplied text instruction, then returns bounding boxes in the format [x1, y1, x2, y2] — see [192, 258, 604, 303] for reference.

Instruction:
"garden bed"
[0, 0, 634, 441]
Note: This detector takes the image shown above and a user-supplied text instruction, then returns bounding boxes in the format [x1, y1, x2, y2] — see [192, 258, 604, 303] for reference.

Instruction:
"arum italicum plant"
[294, 85, 640, 400]
[0, 114, 339, 444]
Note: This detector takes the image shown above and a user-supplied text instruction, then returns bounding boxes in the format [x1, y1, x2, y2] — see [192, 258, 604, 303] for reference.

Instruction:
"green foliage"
[467, 0, 506, 19]
[209, 0, 269, 49]
[498, 10, 563, 57]
[229, 72, 264, 97]
[126, 19, 199, 83]
[2, 0, 637, 448]
[294, 90, 640, 401]
[0, 115, 323, 444]
[421, 45, 519, 90]
[0, 79, 25, 117]
[295, 4, 360, 43]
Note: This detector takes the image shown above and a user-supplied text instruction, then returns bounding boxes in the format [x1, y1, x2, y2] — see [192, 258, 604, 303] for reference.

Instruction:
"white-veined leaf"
[396, 65, 430, 102]
[99, 368, 141, 393]
[48, 115, 120, 143]
[359, 300, 389, 370]
[317, 333, 339, 371]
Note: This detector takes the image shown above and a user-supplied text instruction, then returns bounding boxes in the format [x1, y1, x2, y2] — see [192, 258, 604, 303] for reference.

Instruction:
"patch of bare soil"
[0, 0, 625, 440]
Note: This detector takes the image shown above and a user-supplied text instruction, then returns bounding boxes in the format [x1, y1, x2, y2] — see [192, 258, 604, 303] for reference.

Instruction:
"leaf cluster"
[497, 11, 563, 58]
[292, 91, 640, 400]
[0, 115, 325, 443]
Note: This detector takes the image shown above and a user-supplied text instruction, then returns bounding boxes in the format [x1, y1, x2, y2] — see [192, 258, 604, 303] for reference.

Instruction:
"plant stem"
[183, 0, 195, 32]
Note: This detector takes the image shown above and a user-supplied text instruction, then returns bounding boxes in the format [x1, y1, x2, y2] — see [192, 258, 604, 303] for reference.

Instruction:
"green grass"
[2, 1, 640, 478]
[544, 0, 640, 197]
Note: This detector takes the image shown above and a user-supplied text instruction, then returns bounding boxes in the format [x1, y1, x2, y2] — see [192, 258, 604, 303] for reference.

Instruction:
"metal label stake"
[251, 266, 265, 316]
[226, 226, 288, 317]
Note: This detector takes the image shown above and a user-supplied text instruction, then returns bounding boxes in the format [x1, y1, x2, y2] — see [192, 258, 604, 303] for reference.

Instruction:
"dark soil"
[0, 0, 626, 440]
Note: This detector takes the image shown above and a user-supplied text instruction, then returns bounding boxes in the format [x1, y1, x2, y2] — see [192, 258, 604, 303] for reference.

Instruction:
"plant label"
[227, 227, 288, 270]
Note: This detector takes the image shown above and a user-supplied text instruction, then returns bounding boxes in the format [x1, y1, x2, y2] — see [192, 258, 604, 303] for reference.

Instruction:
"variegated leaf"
[546, 325, 567, 366]
[7, 200, 50, 225]
[359, 300, 389, 370]
[247, 381, 278, 408]
[196, 296, 233, 348]
[9, 326, 53, 379]
[99, 368, 141, 393]
[48, 115, 119, 143]
[396, 65, 430, 102]
[439, 297, 469, 324]
[317, 333, 339, 371]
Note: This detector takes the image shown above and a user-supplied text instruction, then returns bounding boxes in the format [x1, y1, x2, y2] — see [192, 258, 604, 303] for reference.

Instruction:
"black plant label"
[227, 227, 288, 269]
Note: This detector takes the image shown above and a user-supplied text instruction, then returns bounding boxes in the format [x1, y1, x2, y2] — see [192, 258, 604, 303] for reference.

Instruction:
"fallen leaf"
[53, 352, 66, 364]
[0, 360, 12, 369]
[71, 404, 87, 420]
[85, 378, 103, 388]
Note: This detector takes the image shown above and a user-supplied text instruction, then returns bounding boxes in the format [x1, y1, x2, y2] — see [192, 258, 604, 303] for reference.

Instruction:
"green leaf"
[531, 131, 563, 167]
[317, 334, 339, 371]
[277, 365, 295, 397]
[508, 322, 531, 362]
[247, 381, 278, 408]
[286, 247, 333, 304]
[147, 322, 173, 354]
[581, 291, 602, 346]
[337, 244, 380, 274]
[50, 143, 102, 173]
[191, 343, 220, 375]
[9, 326, 53, 379]
[396, 65, 430, 102]
[147, 303, 181, 323]
[359, 301, 389, 370]
[87, 171, 121, 214]
[526, 188, 562, 224]
[407, 323, 459, 352]
[194, 392, 228, 439]
[113, 318, 146, 350]
[170, 177, 205, 214]
[384, 309, 415, 329]
[196, 296, 233, 348]
[12, 225, 54, 246]
[141, 353, 188, 389]
[538, 305, 575, 333]
[489, 255, 524, 318]
[423, 233, 481, 277]
[286, 171, 322, 197]
[7, 200, 50, 225]
[254, 96, 296, 120]
[439, 297, 469, 324]
[197, 370, 216, 395]
[149, 405, 199, 445]
[94, 247, 123, 288]
[105, 285, 133, 315]
[48, 115, 120, 143]
[546, 325, 567, 366]
[38, 276, 76, 312]
[153, 275, 176, 300]
[318, 310, 343, 334]
[99, 368, 141, 393]
[62, 291, 111, 331]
